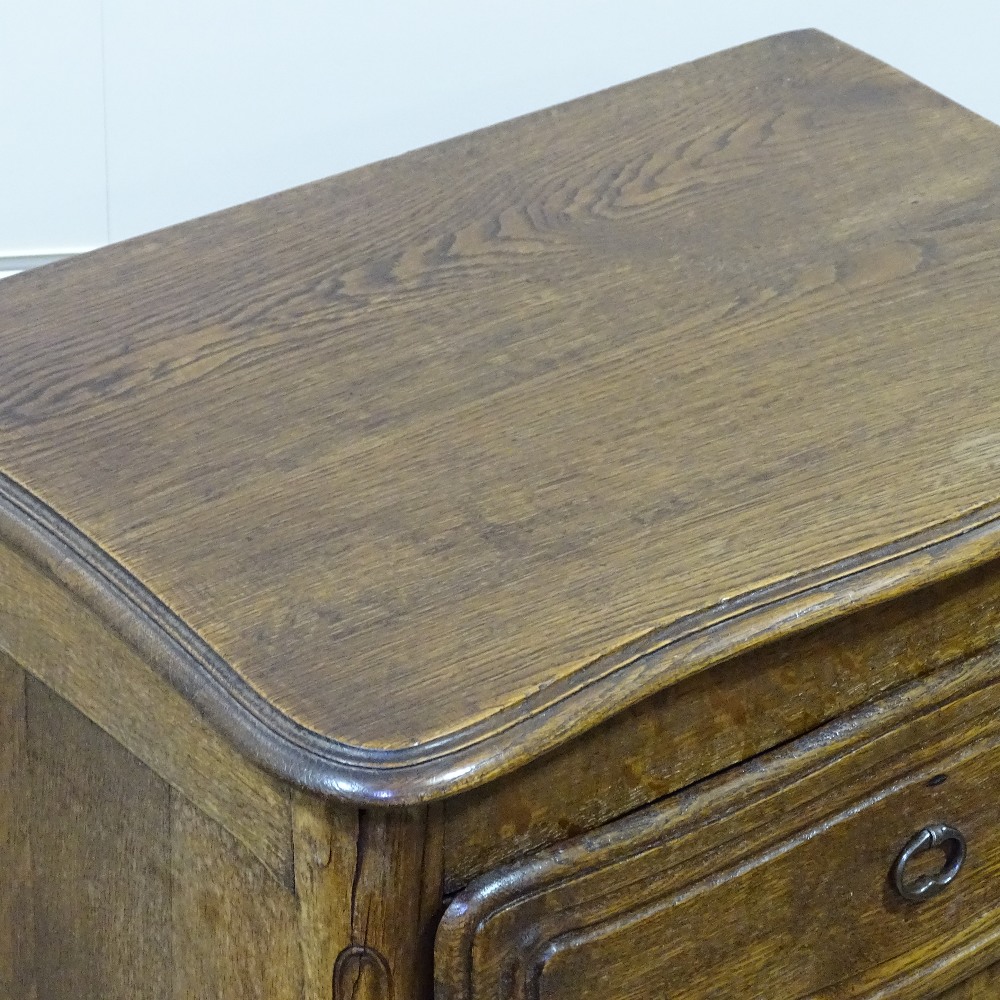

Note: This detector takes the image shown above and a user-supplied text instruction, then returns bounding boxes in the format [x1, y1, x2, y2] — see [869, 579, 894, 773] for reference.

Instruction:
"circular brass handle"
[891, 823, 966, 902]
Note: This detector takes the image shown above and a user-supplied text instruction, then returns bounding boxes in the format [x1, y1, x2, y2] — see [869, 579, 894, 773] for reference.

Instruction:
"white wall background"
[2, 1, 999, 265]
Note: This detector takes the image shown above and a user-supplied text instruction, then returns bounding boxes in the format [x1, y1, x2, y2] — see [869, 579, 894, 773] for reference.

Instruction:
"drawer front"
[436, 649, 1000, 1000]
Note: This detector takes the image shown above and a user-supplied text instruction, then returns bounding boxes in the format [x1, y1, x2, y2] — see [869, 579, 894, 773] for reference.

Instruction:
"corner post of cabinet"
[292, 790, 445, 1000]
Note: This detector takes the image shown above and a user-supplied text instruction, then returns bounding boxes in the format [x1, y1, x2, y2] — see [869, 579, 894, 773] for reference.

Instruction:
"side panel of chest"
[0, 651, 303, 999]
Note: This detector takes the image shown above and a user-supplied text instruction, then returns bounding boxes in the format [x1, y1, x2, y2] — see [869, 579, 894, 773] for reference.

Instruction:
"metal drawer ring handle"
[891, 823, 966, 902]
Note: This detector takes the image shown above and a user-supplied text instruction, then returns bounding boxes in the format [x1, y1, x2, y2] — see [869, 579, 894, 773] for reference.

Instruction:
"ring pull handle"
[891, 823, 966, 902]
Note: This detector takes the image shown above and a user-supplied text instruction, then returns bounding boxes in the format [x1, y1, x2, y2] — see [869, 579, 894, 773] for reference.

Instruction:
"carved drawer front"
[436, 649, 1000, 1000]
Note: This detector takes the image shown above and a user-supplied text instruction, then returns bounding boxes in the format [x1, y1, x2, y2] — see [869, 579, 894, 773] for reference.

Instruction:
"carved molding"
[333, 945, 393, 1000]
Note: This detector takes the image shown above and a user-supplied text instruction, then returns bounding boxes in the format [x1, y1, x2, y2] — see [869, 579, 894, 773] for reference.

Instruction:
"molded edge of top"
[3, 469, 1000, 806]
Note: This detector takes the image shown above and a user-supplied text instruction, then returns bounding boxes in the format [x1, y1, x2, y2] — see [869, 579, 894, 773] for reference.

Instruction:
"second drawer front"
[437, 649, 1000, 1000]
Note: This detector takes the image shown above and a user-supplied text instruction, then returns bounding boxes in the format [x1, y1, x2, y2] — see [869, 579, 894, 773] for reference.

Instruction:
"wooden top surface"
[3, 29, 1000, 802]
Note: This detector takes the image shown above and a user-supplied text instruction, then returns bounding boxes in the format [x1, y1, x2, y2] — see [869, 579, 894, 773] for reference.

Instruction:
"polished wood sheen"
[436, 650, 1000, 999]
[3, 29, 1000, 799]
[941, 963, 1000, 998]
[443, 560, 1000, 887]
[3, 28, 1000, 1000]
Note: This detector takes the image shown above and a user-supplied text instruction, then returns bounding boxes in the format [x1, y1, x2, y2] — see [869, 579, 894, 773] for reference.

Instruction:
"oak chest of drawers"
[4, 28, 1000, 1000]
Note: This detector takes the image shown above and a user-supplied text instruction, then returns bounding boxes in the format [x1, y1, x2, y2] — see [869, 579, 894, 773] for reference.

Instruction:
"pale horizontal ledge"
[0, 251, 91, 272]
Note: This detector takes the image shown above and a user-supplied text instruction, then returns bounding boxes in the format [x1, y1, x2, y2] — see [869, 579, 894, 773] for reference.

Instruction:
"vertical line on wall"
[99, 0, 112, 244]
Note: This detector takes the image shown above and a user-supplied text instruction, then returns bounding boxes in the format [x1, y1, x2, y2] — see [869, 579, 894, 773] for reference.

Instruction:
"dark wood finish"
[0, 534, 293, 885]
[940, 963, 1000, 998]
[3, 660, 442, 998]
[437, 649, 1000, 1000]
[444, 560, 1000, 888]
[169, 794, 302, 998]
[0, 652, 35, 1000]
[3, 28, 1000, 1000]
[817, 910, 1000, 999]
[3, 30, 1000, 799]
[291, 794, 446, 1000]
[25, 674, 172, 999]
[335, 807, 444, 1000]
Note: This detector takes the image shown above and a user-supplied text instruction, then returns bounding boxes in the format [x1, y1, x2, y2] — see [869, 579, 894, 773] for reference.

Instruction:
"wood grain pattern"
[336, 808, 444, 1000]
[0, 651, 36, 1000]
[292, 794, 445, 1000]
[0, 534, 293, 885]
[3, 31, 1000, 799]
[5, 30, 1000, 999]
[939, 962, 1000, 998]
[444, 560, 1000, 888]
[436, 647, 1000, 999]
[170, 794, 302, 999]
[4, 669, 310, 998]
[26, 674, 172, 1000]
[292, 793, 358, 1000]
[805, 906, 1000, 999]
